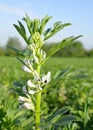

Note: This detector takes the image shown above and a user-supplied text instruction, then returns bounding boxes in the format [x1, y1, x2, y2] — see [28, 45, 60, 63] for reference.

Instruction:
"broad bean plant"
[13, 14, 82, 130]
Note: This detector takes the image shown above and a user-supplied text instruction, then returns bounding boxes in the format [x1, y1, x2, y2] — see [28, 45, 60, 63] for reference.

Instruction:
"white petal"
[23, 102, 35, 110]
[47, 71, 51, 77]
[18, 96, 28, 102]
[29, 90, 36, 94]
[22, 65, 32, 73]
[27, 80, 36, 88]
[36, 84, 42, 90]
[42, 71, 51, 84]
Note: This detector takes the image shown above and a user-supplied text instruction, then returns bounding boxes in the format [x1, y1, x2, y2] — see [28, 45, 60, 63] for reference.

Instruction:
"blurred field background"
[0, 39, 93, 129]
[0, 56, 93, 86]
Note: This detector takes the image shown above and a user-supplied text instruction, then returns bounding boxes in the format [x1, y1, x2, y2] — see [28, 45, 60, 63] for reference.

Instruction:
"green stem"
[36, 92, 41, 130]
[36, 64, 41, 130]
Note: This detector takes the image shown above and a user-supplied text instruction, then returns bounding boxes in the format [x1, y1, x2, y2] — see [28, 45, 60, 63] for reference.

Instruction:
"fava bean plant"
[12, 14, 82, 130]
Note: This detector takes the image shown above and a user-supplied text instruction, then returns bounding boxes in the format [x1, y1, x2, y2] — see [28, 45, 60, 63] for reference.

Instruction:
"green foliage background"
[0, 56, 93, 129]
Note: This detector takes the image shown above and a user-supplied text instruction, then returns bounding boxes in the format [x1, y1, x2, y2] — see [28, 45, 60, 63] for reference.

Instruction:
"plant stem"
[36, 65, 41, 130]
[36, 92, 41, 130]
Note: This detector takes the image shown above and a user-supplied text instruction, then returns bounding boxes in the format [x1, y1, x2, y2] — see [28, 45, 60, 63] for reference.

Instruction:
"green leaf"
[7, 46, 23, 56]
[18, 21, 26, 35]
[40, 108, 76, 129]
[54, 66, 72, 80]
[21, 117, 34, 127]
[14, 110, 26, 120]
[32, 19, 40, 33]
[13, 24, 28, 44]
[23, 13, 33, 35]
[16, 57, 30, 69]
[54, 115, 76, 126]
[47, 107, 70, 122]
[66, 68, 88, 79]
[40, 121, 53, 129]
[45, 35, 82, 62]
[39, 15, 52, 34]
[13, 24, 22, 36]
[44, 23, 71, 41]
[53, 21, 62, 28]
[22, 49, 32, 57]
[43, 28, 52, 36]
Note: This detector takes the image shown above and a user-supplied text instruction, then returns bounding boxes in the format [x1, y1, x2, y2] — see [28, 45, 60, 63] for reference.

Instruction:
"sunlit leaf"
[43, 28, 52, 36]
[18, 21, 26, 35]
[66, 68, 88, 79]
[13, 24, 22, 36]
[7, 46, 23, 55]
[47, 107, 70, 122]
[44, 23, 71, 40]
[54, 66, 72, 80]
[39, 15, 52, 34]
[23, 13, 32, 35]
[54, 115, 76, 126]
[32, 19, 40, 33]
[13, 24, 28, 44]
[44, 35, 82, 62]
[53, 21, 62, 28]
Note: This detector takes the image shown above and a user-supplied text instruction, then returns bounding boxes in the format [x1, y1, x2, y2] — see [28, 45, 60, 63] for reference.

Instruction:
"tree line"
[0, 37, 93, 57]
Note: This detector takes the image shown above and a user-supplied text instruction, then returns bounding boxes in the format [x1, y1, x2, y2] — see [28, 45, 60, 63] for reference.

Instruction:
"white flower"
[27, 80, 42, 94]
[18, 96, 29, 103]
[22, 65, 32, 73]
[19, 102, 34, 110]
[18, 96, 35, 110]
[42, 71, 51, 84]
[27, 80, 36, 94]
[23, 102, 34, 110]
[27, 80, 35, 88]
[22, 59, 34, 73]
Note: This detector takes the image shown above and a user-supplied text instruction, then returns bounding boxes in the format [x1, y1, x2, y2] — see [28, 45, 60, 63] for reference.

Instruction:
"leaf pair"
[44, 22, 71, 41]
[42, 35, 82, 65]
[40, 107, 76, 129]
[13, 21, 28, 44]
[54, 67, 88, 81]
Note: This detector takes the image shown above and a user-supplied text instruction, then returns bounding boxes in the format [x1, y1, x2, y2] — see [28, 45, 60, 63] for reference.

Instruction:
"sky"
[0, 0, 93, 49]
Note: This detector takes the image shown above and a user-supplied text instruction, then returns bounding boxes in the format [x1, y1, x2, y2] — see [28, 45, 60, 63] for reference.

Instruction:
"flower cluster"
[18, 70, 51, 110]
[13, 14, 81, 129]
[18, 41, 51, 110]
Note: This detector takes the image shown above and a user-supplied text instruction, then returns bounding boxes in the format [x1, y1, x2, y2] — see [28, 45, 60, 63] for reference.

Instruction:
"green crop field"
[0, 56, 93, 129]
[0, 56, 93, 86]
